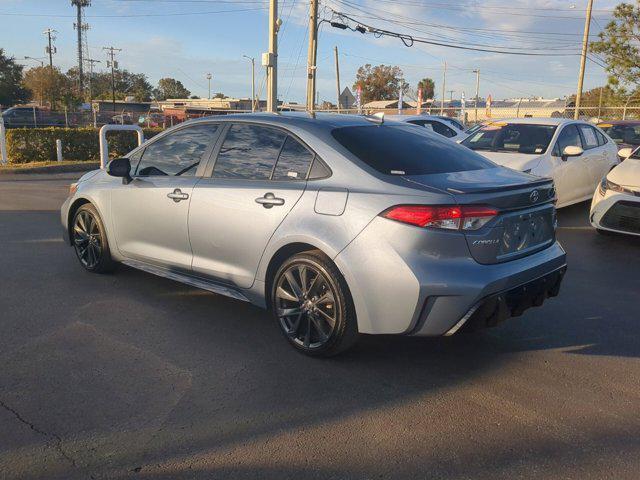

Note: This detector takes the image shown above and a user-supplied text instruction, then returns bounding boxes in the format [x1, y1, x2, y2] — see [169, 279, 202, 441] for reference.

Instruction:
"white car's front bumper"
[590, 186, 640, 236]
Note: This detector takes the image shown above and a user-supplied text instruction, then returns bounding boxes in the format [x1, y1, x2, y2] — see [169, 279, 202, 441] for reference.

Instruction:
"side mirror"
[561, 145, 583, 160]
[106, 157, 132, 184]
[618, 147, 633, 160]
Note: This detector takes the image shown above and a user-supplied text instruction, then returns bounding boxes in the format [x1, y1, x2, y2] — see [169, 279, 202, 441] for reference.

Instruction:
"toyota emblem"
[530, 190, 540, 203]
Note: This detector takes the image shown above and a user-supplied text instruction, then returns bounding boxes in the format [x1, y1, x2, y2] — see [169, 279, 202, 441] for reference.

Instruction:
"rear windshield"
[462, 123, 557, 154]
[599, 124, 640, 145]
[331, 125, 494, 175]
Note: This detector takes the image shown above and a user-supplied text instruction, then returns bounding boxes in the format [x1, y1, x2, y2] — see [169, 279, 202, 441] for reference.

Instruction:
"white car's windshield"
[462, 122, 557, 155]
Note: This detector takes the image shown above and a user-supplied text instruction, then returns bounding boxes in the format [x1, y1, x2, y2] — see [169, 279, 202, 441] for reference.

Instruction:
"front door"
[550, 123, 591, 206]
[189, 123, 316, 288]
[110, 123, 220, 270]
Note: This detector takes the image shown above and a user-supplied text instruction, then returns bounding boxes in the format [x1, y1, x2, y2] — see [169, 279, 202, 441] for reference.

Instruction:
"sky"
[0, 0, 622, 104]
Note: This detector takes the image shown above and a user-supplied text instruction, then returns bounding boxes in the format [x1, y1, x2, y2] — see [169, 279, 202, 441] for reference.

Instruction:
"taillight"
[381, 205, 497, 231]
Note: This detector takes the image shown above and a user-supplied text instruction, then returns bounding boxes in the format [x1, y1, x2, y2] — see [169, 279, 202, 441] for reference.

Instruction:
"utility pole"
[86, 58, 101, 102]
[574, 0, 594, 120]
[72, 1, 91, 95]
[206, 73, 212, 100]
[334, 46, 341, 113]
[440, 61, 447, 115]
[473, 69, 480, 122]
[103, 46, 121, 112]
[42, 29, 57, 68]
[265, 0, 279, 113]
[306, 0, 319, 112]
[243, 56, 256, 112]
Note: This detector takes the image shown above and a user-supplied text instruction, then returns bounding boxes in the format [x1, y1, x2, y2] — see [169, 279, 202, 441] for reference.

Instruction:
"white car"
[590, 146, 640, 236]
[386, 114, 464, 139]
[460, 118, 619, 208]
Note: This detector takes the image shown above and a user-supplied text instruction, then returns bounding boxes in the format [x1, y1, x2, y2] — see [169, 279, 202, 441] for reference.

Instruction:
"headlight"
[599, 176, 626, 195]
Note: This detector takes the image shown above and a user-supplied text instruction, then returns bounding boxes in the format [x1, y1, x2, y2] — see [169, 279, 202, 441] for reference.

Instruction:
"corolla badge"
[530, 189, 540, 203]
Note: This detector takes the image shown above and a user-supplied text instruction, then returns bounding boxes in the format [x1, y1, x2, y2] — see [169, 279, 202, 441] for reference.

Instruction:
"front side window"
[553, 124, 582, 157]
[135, 124, 218, 176]
[332, 125, 494, 176]
[213, 124, 286, 180]
[462, 123, 557, 154]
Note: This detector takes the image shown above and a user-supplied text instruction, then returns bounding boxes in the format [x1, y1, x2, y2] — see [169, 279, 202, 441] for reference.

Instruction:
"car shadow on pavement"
[2, 204, 640, 479]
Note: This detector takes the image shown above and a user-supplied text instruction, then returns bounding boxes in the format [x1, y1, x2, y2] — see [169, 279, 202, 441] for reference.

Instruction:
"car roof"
[182, 111, 390, 131]
[597, 120, 640, 126]
[385, 114, 450, 122]
[484, 117, 585, 126]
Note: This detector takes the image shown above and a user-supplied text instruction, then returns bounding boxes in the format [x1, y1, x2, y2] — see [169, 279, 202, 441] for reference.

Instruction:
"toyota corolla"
[62, 113, 566, 356]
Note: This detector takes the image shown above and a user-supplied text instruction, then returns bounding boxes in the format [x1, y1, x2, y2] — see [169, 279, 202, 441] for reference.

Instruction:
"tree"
[591, 2, 640, 91]
[417, 78, 435, 99]
[22, 66, 80, 108]
[353, 64, 408, 103]
[153, 77, 191, 100]
[77, 69, 153, 102]
[0, 49, 29, 107]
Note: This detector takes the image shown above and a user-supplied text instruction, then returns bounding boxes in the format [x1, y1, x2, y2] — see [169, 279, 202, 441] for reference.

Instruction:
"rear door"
[189, 123, 316, 288]
[110, 123, 220, 269]
[577, 123, 609, 191]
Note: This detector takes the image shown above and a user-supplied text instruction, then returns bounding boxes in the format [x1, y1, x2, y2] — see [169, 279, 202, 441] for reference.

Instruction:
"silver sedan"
[61, 113, 567, 356]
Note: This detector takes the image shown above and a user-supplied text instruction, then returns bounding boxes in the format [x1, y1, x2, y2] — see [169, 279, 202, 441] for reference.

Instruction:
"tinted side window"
[213, 124, 286, 180]
[578, 124, 599, 150]
[409, 119, 456, 138]
[554, 124, 582, 156]
[136, 124, 218, 176]
[272, 136, 314, 180]
[332, 125, 494, 176]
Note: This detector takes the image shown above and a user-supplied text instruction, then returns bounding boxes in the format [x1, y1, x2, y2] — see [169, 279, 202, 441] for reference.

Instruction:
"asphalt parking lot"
[1, 172, 639, 480]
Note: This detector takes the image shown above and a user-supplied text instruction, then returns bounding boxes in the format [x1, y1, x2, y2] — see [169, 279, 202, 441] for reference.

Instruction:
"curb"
[0, 162, 100, 175]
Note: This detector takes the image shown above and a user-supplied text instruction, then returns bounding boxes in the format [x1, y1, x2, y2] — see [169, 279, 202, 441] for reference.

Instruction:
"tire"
[71, 203, 116, 273]
[271, 250, 359, 357]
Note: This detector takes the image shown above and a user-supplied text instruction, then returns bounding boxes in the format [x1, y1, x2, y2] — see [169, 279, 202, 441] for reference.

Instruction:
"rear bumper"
[445, 265, 566, 335]
[335, 216, 567, 336]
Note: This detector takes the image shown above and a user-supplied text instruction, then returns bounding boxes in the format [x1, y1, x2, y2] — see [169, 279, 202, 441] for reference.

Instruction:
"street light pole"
[24, 56, 45, 67]
[473, 69, 480, 122]
[243, 56, 256, 112]
[334, 46, 341, 113]
[440, 61, 447, 115]
[206, 73, 212, 100]
[574, 0, 594, 120]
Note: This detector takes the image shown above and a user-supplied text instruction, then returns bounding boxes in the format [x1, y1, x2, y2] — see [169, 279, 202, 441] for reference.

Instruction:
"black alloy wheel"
[72, 204, 115, 273]
[272, 251, 358, 356]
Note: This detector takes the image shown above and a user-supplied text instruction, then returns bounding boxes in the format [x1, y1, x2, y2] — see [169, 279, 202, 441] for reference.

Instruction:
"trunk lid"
[404, 167, 557, 264]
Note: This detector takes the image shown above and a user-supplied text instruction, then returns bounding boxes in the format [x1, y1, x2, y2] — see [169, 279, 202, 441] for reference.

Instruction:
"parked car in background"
[451, 121, 489, 143]
[61, 113, 566, 356]
[590, 146, 640, 236]
[461, 118, 619, 208]
[597, 120, 640, 159]
[386, 114, 465, 139]
[433, 115, 465, 131]
[1, 106, 65, 128]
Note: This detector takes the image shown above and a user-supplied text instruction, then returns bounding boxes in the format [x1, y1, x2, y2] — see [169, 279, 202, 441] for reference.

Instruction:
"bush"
[5, 127, 163, 164]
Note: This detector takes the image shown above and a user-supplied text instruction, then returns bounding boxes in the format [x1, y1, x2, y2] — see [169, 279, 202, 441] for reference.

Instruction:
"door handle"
[167, 188, 189, 203]
[255, 192, 285, 208]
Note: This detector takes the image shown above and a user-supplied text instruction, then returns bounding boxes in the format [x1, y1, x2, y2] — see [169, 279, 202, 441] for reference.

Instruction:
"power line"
[328, 11, 582, 56]
[0, 6, 267, 17]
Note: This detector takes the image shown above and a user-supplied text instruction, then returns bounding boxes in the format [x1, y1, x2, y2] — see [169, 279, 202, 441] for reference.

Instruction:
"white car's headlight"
[599, 176, 629, 195]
